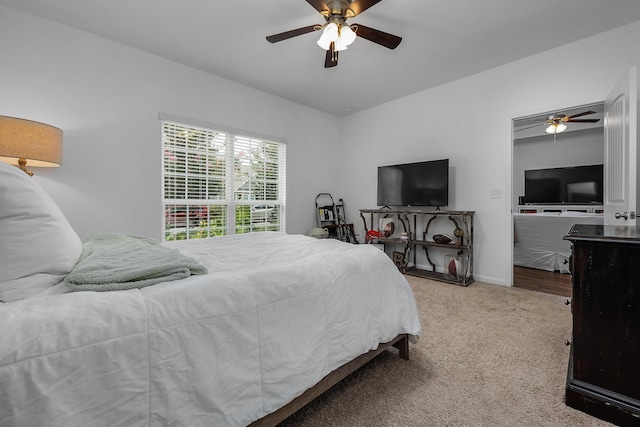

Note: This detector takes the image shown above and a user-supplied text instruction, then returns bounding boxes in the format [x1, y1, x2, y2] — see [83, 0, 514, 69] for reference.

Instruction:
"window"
[162, 121, 286, 240]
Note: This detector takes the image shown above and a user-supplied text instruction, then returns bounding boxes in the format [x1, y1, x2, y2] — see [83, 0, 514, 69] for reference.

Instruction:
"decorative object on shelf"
[454, 227, 464, 245]
[379, 218, 396, 238]
[318, 207, 334, 221]
[366, 229, 381, 242]
[432, 233, 452, 244]
[0, 115, 63, 176]
[392, 251, 406, 271]
[445, 252, 464, 282]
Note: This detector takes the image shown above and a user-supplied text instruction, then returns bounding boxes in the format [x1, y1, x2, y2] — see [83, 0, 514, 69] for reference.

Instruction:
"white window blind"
[162, 121, 286, 240]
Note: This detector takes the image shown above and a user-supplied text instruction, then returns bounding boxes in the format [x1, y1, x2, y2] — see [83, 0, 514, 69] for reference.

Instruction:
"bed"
[0, 161, 421, 427]
[513, 212, 603, 273]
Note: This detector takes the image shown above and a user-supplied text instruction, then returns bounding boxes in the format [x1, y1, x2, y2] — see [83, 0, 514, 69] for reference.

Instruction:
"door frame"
[509, 100, 605, 287]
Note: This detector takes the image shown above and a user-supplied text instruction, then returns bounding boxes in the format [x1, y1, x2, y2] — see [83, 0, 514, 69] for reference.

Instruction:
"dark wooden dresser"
[564, 224, 640, 426]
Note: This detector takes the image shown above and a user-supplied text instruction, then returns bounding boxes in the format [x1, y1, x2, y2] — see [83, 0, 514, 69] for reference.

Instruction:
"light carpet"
[280, 275, 614, 426]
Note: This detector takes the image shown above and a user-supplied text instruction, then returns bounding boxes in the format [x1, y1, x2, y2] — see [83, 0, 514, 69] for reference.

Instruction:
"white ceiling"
[3, 0, 640, 117]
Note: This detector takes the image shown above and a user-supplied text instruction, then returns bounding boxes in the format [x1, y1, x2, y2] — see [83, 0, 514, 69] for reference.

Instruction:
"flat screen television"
[377, 159, 449, 207]
[524, 164, 603, 204]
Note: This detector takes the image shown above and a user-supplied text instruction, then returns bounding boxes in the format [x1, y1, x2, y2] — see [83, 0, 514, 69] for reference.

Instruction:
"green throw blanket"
[65, 233, 208, 292]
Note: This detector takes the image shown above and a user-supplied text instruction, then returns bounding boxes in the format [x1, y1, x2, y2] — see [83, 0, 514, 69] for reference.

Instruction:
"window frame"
[161, 116, 286, 241]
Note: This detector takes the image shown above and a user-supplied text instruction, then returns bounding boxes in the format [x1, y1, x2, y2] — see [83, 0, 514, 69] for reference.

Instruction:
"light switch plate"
[490, 189, 502, 199]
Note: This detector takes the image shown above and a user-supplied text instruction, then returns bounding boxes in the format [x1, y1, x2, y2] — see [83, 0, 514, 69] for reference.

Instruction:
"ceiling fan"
[516, 110, 601, 135]
[265, 0, 402, 68]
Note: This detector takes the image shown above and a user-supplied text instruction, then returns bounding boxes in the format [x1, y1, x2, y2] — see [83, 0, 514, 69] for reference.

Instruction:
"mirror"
[512, 102, 604, 210]
[511, 102, 604, 295]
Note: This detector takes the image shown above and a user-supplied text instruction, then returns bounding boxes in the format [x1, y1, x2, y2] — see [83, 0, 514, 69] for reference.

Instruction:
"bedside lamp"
[0, 115, 63, 176]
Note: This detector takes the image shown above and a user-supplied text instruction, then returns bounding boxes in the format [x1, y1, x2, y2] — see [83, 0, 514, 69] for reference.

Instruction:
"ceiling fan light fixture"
[317, 22, 338, 50]
[340, 24, 357, 46]
[334, 36, 349, 51]
[545, 123, 567, 134]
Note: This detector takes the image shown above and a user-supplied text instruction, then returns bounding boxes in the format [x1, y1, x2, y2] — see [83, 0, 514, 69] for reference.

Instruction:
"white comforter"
[0, 232, 421, 427]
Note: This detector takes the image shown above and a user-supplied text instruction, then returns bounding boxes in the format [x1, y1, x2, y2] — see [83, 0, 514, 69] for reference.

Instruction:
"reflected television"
[524, 164, 603, 204]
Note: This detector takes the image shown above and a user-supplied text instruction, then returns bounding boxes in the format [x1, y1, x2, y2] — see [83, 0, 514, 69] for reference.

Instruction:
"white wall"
[339, 20, 640, 285]
[0, 5, 341, 239]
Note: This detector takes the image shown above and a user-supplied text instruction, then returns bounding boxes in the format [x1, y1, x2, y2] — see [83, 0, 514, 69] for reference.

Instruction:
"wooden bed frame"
[250, 333, 410, 426]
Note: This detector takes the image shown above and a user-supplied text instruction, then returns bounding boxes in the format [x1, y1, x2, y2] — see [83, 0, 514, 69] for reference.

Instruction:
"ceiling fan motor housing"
[322, 0, 359, 18]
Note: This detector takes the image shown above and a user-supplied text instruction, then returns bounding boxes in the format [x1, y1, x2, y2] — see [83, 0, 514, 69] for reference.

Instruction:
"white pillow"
[0, 162, 81, 301]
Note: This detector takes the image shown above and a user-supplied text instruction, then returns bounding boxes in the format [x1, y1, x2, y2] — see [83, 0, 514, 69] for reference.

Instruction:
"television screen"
[377, 159, 449, 207]
[524, 164, 603, 204]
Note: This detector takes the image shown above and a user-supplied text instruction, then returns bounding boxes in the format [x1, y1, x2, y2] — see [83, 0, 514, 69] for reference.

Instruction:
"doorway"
[511, 102, 604, 297]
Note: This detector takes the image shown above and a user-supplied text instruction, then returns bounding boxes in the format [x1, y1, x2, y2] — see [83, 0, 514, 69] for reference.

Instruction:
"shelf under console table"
[359, 208, 474, 286]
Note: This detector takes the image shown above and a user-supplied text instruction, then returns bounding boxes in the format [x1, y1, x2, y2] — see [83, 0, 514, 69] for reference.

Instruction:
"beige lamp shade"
[0, 115, 63, 169]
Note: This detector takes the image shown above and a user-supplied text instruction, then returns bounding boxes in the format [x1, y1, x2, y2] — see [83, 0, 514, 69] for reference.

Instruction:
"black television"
[524, 164, 603, 204]
[377, 159, 449, 207]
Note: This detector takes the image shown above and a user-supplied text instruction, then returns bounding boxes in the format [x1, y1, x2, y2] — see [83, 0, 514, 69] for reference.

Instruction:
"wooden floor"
[513, 266, 572, 298]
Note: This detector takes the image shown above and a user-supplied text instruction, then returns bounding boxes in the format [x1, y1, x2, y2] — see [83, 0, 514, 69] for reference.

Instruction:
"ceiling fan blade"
[266, 25, 318, 43]
[346, 0, 383, 17]
[354, 24, 402, 49]
[566, 119, 601, 123]
[325, 42, 338, 68]
[565, 110, 596, 120]
[306, 0, 330, 15]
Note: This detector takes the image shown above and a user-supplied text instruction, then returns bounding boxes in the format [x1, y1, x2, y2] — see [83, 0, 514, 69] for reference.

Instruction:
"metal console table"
[359, 208, 474, 286]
